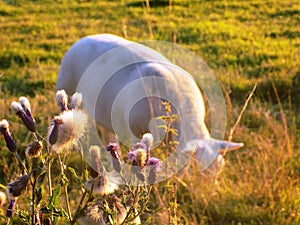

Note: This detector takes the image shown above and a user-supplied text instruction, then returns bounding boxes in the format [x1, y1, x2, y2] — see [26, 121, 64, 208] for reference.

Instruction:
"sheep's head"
[182, 138, 244, 174]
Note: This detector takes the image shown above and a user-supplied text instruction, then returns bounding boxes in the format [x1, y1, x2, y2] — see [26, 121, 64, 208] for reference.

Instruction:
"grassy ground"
[0, 0, 299, 224]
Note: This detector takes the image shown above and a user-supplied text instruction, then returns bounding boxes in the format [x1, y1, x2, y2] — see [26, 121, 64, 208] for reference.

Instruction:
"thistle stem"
[47, 147, 53, 221]
[15, 152, 28, 174]
[70, 190, 88, 225]
[58, 153, 73, 221]
[6, 218, 10, 225]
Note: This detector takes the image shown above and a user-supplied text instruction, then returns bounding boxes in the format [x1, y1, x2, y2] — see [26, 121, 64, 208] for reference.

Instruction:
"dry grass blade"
[270, 79, 293, 157]
[221, 83, 257, 156]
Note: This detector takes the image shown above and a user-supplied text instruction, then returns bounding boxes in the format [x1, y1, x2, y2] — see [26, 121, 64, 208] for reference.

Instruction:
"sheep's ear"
[188, 138, 244, 171]
[216, 140, 244, 154]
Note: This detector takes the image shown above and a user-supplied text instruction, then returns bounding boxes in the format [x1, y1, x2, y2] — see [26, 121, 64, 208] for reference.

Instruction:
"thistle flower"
[141, 133, 153, 161]
[88, 145, 102, 178]
[48, 116, 63, 145]
[106, 143, 122, 172]
[131, 142, 147, 152]
[133, 149, 147, 167]
[147, 157, 161, 184]
[0, 119, 17, 153]
[71, 92, 83, 110]
[26, 140, 43, 158]
[128, 148, 147, 182]
[19, 96, 34, 121]
[85, 145, 119, 195]
[10, 101, 36, 132]
[47, 110, 88, 153]
[84, 173, 119, 196]
[78, 195, 127, 225]
[6, 174, 30, 199]
[0, 191, 6, 206]
[56, 90, 68, 112]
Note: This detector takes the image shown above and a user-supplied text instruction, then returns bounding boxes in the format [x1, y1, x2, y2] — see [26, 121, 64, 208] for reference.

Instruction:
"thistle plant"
[0, 91, 163, 225]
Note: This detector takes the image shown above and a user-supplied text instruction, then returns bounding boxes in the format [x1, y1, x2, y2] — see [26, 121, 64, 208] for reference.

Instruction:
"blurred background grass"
[0, 0, 299, 224]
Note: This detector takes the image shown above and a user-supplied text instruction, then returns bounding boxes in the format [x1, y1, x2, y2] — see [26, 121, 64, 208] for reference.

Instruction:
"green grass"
[0, 0, 300, 224]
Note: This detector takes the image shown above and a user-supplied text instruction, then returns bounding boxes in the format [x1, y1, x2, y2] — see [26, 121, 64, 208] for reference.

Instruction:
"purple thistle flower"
[0, 120, 17, 153]
[19, 96, 35, 122]
[11, 101, 37, 132]
[128, 148, 147, 182]
[147, 157, 161, 184]
[106, 143, 122, 172]
[131, 142, 147, 151]
[48, 116, 63, 145]
[71, 92, 83, 110]
[56, 90, 68, 112]
[6, 174, 30, 199]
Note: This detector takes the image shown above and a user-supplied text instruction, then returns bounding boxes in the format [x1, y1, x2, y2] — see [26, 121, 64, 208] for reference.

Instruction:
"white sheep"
[56, 34, 243, 173]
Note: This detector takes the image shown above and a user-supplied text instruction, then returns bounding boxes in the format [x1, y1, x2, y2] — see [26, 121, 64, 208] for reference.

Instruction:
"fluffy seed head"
[26, 140, 43, 158]
[48, 110, 88, 153]
[71, 92, 83, 110]
[56, 90, 68, 112]
[141, 133, 153, 150]
[78, 196, 127, 225]
[84, 171, 119, 196]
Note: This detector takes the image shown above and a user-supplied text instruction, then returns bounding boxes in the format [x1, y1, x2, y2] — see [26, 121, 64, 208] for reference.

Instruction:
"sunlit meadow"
[0, 0, 299, 224]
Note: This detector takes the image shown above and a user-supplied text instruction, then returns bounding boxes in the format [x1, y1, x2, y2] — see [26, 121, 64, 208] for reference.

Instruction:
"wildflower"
[0, 119, 17, 153]
[6, 175, 30, 217]
[132, 149, 147, 167]
[10, 101, 36, 132]
[84, 173, 119, 196]
[6, 174, 30, 199]
[131, 142, 147, 152]
[128, 148, 147, 181]
[47, 110, 88, 153]
[78, 195, 127, 225]
[85, 145, 119, 195]
[56, 90, 68, 112]
[19, 96, 34, 121]
[141, 133, 153, 161]
[147, 157, 161, 184]
[48, 116, 63, 145]
[71, 92, 83, 110]
[0, 191, 6, 206]
[88, 145, 102, 178]
[106, 143, 122, 172]
[26, 140, 43, 158]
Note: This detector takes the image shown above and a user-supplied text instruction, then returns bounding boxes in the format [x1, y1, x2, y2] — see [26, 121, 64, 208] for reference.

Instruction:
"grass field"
[0, 0, 300, 224]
